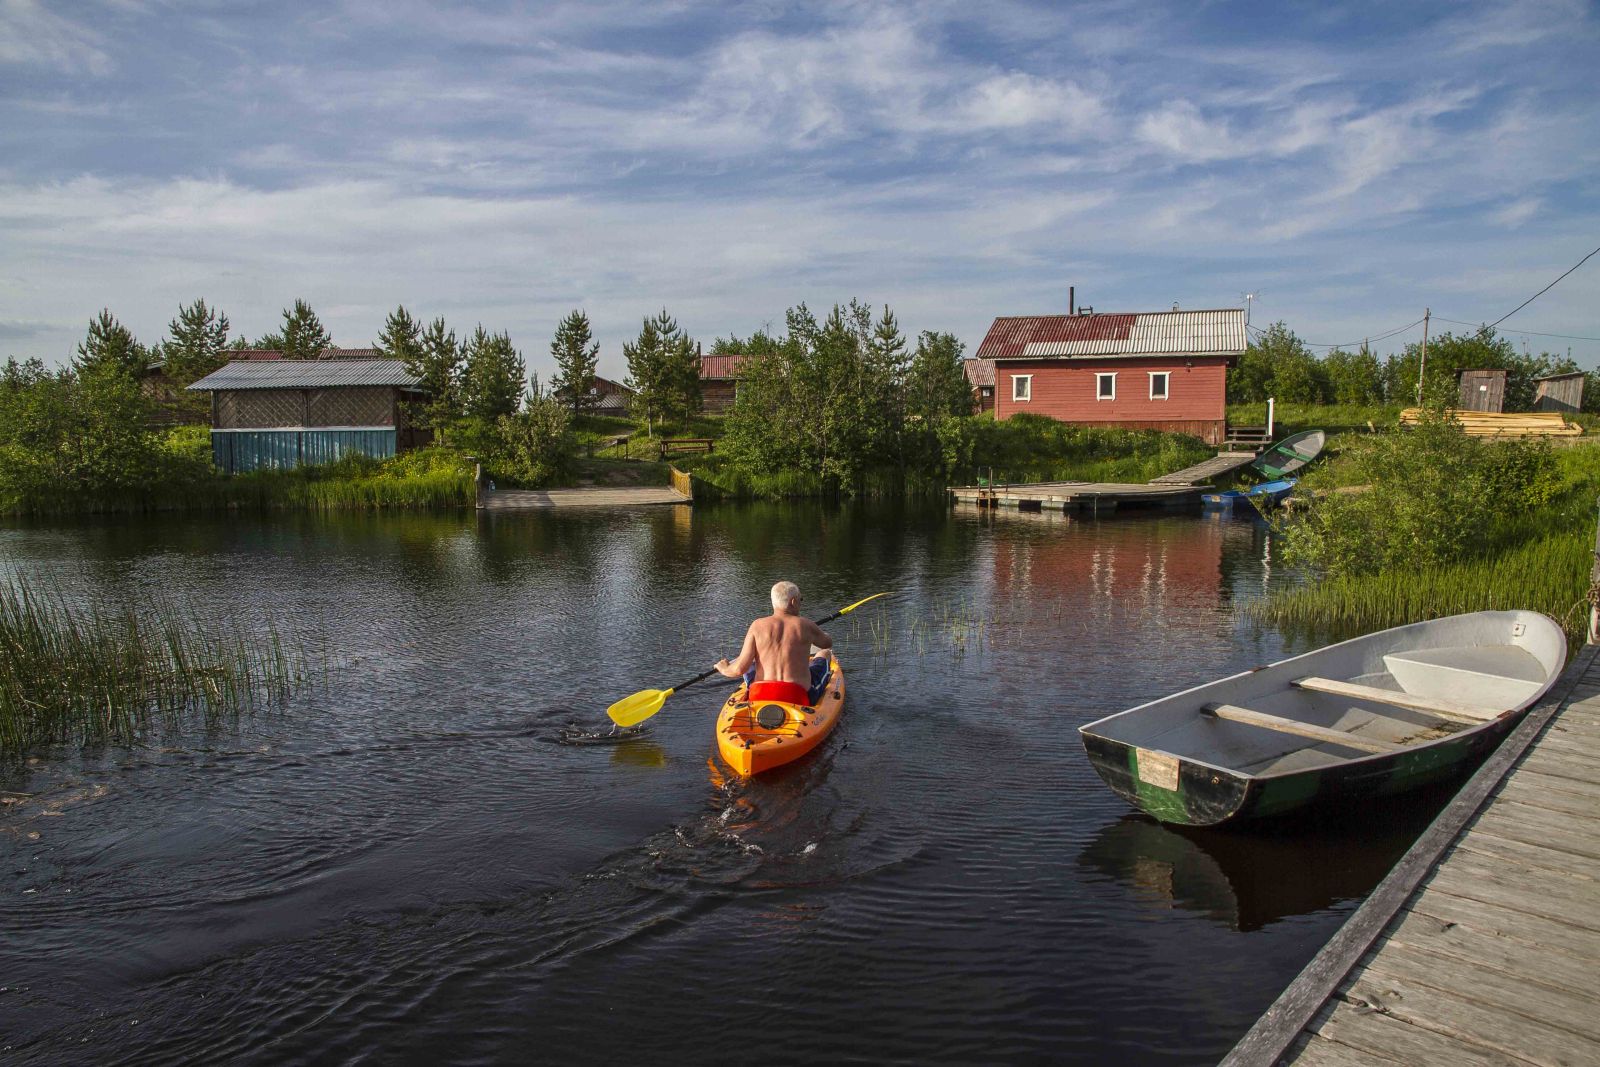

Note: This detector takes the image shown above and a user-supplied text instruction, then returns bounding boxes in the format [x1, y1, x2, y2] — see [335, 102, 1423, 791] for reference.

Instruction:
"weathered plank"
[1364, 943, 1600, 1042]
[1292, 676, 1498, 723]
[1203, 703, 1404, 754]
[1405, 893, 1600, 962]
[1425, 849, 1600, 931]
[480, 486, 690, 510]
[1453, 826, 1600, 882]
[1382, 908, 1600, 1007]
[1494, 774, 1600, 816]
[1466, 798, 1600, 861]
[1299, 997, 1524, 1067]
[1510, 748, 1600, 787]
[1498, 768, 1600, 804]
[1342, 966, 1600, 1067]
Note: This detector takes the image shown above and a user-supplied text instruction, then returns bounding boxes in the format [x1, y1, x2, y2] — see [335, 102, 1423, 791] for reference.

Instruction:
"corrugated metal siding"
[211, 429, 398, 474]
[189, 360, 421, 391]
[978, 310, 1246, 359]
[995, 357, 1229, 443]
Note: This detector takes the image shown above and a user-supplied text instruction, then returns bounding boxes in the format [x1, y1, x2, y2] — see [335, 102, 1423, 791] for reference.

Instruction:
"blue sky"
[3, 0, 1598, 378]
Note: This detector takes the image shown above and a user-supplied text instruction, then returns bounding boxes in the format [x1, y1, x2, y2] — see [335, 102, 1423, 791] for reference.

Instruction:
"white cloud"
[0, 0, 112, 75]
[1491, 198, 1541, 228]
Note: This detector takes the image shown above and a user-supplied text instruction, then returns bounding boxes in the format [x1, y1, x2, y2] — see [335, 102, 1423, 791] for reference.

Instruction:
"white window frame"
[1148, 371, 1170, 400]
[1011, 374, 1032, 402]
[1096, 372, 1116, 401]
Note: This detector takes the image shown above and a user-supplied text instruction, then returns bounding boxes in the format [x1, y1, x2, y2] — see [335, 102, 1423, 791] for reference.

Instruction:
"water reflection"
[1078, 786, 1455, 933]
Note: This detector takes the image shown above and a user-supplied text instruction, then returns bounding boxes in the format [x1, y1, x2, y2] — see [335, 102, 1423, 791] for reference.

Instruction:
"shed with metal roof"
[187, 359, 430, 473]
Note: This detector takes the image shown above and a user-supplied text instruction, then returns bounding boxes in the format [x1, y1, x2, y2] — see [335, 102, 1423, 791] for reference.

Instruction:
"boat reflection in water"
[1077, 788, 1454, 932]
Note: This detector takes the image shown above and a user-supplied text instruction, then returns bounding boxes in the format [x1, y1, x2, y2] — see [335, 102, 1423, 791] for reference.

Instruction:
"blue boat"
[1202, 478, 1298, 513]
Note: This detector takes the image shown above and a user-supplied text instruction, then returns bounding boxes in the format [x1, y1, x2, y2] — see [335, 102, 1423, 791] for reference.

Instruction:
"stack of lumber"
[1398, 409, 1584, 437]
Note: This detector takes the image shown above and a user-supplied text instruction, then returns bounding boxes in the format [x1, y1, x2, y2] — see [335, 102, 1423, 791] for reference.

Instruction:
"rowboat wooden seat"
[1201, 703, 1405, 755]
[1290, 676, 1499, 724]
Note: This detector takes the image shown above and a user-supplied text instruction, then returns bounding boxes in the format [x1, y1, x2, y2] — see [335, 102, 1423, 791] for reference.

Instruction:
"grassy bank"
[0, 579, 309, 757]
[1249, 429, 1600, 645]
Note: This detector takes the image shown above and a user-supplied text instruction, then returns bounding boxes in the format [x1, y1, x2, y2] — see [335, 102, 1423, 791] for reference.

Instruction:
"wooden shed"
[1456, 369, 1507, 413]
[698, 353, 747, 413]
[962, 358, 996, 414]
[186, 359, 429, 474]
[1534, 371, 1586, 414]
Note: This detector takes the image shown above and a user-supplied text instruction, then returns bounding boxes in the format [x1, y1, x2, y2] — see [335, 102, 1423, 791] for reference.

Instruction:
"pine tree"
[404, 317, 464, 443]
[259, 299, 332, 358]
[461, 325, 525, 424]
[905, 331, 971, 419]
[549, 310, 600, 413]
[624, 309, 698, 430]
[163, 299, 231, 385]
[74, 309, 147, 377]
[375, 305, 424, 364]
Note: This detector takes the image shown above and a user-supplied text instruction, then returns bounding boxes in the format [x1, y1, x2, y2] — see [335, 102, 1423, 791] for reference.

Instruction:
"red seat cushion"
[748, 680, 810, 706]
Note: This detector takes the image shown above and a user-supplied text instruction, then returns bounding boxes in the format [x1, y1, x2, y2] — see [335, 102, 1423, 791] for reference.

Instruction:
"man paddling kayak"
[715, 581, 834, 706]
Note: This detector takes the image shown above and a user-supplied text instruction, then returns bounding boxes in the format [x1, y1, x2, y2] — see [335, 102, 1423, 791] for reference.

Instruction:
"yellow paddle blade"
[834, 591, 895, 617]
[607, 686, 674, 727]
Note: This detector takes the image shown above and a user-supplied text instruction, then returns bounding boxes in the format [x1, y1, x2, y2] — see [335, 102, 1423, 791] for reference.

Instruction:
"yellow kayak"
[715, 655, 845, 776]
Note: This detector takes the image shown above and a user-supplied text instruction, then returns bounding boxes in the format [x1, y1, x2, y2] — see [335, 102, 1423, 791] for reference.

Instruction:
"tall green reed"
[0, 579, 310, 757]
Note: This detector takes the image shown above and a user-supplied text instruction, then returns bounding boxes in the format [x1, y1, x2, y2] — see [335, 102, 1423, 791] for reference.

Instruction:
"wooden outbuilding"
[962, 358, 996, 414]
[1534, 371, 1586, 414]
[1456, 368, 1507, 412]
[698, 353, 747, 413]
[976, 308, 1245, 446]
[186, 359, 429, 473]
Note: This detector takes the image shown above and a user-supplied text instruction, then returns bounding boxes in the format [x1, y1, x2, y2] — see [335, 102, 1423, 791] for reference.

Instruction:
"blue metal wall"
[211, 430, 398, 474]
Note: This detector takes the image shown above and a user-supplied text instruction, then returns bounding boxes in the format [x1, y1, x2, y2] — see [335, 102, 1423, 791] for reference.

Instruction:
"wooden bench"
[1292, 676, 1498, 724]
[1201, 703, 1405, 754]
[659, 437, 715, 459]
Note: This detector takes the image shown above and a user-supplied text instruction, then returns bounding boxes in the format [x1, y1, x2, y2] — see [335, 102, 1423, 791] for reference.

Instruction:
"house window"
[1096, 373, 1116, 400]
[1012, 375, 1032, 402]
[1149, 372, 1169, 400]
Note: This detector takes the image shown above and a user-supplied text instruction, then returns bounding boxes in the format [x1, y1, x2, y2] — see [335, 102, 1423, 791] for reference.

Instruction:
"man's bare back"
[715, 581, 832, 688]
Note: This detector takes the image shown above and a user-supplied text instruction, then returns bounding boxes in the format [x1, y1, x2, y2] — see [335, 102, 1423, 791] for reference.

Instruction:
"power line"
[1488, 243, 1600, 328]
[1433, 316, 1600, 343]
[1246, 317, 1424, 351]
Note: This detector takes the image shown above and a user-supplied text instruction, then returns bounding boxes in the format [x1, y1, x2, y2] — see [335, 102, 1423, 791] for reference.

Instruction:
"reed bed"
[0, 579, 309, 757]
[1247, 528, 1590, 645]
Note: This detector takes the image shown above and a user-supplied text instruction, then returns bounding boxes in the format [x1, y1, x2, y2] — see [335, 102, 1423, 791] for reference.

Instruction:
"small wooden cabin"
[1457, 369, 1508, 413]
[589, 375, 636, 415]
[977, 308, 1245, 446]
[1534, 371, 1586, 414]
[963, 358, 996, 414]
[698, 353, 747, 413]
[186, 359, 428, 473]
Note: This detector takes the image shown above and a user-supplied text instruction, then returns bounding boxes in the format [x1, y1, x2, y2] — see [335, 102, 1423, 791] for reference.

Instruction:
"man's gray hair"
[771, 580, 800, 610]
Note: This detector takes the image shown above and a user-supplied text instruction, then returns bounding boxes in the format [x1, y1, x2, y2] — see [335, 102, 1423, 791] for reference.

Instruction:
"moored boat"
[717, 653, 845, 776]
[1201, 478, 1297, 512]
[1252, 430, 1325, 478]
[1079, 611, 1566, 827]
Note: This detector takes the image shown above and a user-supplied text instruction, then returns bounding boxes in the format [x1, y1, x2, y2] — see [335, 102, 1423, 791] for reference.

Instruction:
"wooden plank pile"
[1398, 409, 1584, 437]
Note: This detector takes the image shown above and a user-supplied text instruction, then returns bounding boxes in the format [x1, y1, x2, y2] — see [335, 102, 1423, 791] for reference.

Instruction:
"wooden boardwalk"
[479, 486, 689, 510]
[948, 481, 1201, 513]
[1224, 644, 1600, 1067]
[1151, 451, 1259, 485]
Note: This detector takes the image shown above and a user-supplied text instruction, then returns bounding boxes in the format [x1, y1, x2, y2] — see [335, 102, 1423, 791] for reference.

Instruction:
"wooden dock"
[948, 480, 1202, 513]
[478, 486, 689, 510]
[1224, 643, 1600, 1067]
[1151, 451, 1260, 485]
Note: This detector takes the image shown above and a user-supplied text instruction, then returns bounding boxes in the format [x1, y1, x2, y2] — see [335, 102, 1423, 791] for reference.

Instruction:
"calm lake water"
[0, 502, 1450, 1064]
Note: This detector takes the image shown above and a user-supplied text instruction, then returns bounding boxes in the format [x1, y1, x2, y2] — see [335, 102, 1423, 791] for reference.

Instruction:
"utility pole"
[1416, 307, 1431, 405]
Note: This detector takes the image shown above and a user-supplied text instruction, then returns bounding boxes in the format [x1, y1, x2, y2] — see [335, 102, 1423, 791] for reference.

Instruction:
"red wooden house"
[976, 308, 1245, 446]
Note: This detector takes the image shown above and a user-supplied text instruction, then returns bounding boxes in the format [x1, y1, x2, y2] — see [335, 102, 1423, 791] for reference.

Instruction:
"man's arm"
[716, 624, 759, 678]
[803, 618, 833, 652]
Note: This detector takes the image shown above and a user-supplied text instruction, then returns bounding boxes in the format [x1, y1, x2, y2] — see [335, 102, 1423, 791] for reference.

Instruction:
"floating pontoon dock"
[949, 481, 1202, 513]
[1150, 451, 1260, 485]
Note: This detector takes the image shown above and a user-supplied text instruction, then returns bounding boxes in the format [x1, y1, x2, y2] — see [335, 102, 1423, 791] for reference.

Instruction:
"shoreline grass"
[0, 579, 311, 757]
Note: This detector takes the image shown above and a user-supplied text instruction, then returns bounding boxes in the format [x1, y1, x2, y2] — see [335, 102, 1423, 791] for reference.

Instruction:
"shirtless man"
[715, 581, 834, 706]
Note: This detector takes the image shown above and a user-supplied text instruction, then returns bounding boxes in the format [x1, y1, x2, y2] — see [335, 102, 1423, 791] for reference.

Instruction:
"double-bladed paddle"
[604, 591, 895, 727]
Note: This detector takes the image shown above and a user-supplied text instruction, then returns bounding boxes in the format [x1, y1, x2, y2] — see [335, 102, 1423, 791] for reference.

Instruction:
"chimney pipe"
[1069, 287, 1075, 315]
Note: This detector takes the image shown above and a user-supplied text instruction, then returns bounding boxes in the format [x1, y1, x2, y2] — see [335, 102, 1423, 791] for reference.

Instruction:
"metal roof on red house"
[699, 353, 748, 380]
[230, 347, 384, 361]
[976, 310, 1246, 360]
